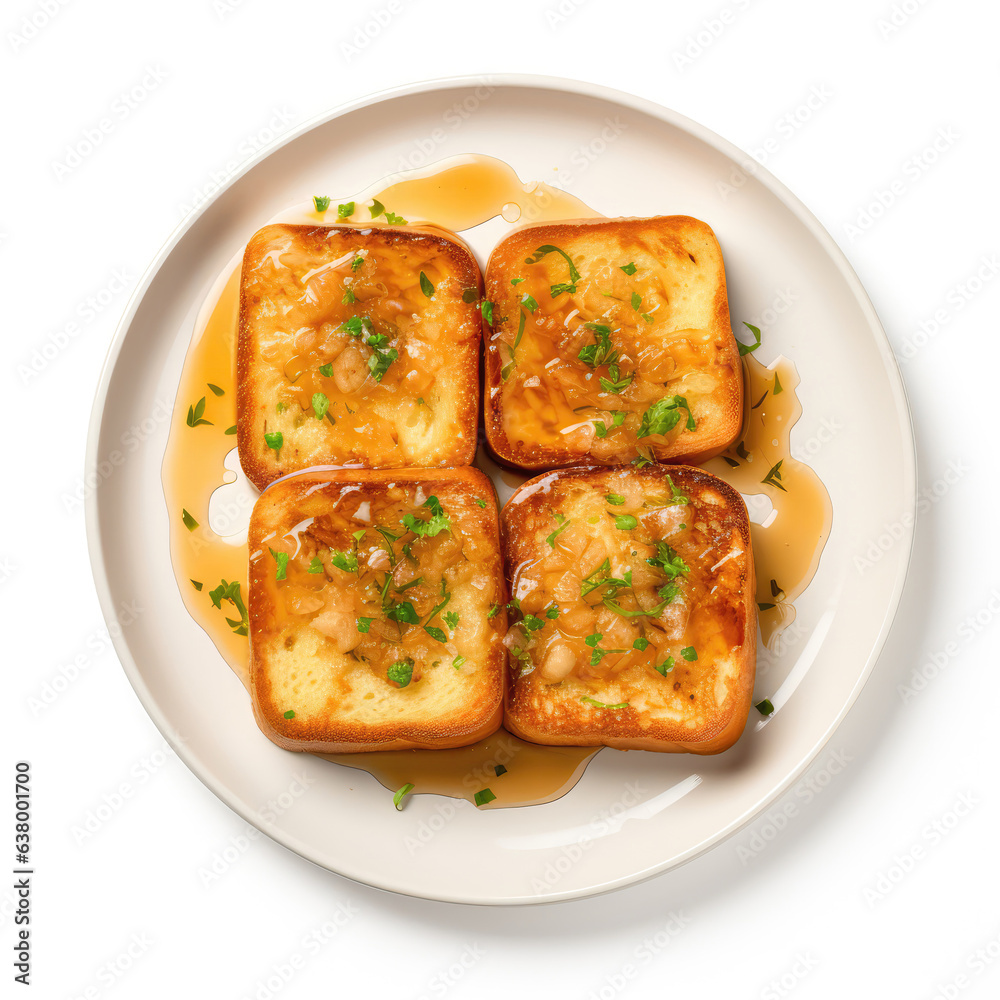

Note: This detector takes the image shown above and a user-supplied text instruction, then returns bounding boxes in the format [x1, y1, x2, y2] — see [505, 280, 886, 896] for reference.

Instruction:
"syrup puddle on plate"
[161, 153, 831, 808]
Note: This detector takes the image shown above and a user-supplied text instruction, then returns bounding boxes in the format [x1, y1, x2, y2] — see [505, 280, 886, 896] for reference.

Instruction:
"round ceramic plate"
[86, 75, 915, 904]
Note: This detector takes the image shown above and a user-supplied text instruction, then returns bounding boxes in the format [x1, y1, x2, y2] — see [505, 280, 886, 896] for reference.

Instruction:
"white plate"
[86, 75, 915, 905]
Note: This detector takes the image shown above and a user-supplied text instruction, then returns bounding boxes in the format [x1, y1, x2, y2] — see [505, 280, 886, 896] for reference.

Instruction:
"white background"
[5, 0, 999, 997]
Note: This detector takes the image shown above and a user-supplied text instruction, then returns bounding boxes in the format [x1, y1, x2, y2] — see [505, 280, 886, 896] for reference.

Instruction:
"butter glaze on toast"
[501, 465, 755, 753]
[238, 224, 482, 491]
[484, 217, 741, 470]
[248, 468, 507, 753]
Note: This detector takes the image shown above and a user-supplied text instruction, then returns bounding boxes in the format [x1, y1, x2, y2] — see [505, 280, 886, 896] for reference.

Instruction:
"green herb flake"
[181, 509, 198, 531]
[329, 549, 359, 573]
[444, 610, 460, 629]
[584, 633, 603, 648]
[631, 291, 642, 310]
[647, 541, 690, 579]
[384, 211, 406, 224]
[268, 547, 289, 580]
[545, 516, 571, 548]
[614, 514, 638, 531]
[452, 654, 466, 670]
[351, 255, 364, 272]
[633, 636, 649, 651]
[337, 201, 355, 218]
[368, 198, 385, 218]
[521, 293, 538, 313]
[283, 709, 296, 719]
[522, 614, 545, 632]
[312, 392, 330, 420]
[313, 195, 330, 213]
[474, 788, 497, 807]
[356, 617, 373, 633]
[186, 396, 212, 427]
[387, 659, 414, 688]
[581, 696, 629, 709]
[577, 324, 618, 368]
[481, 300, 494, 325]
[264, 431, 283, 453]
[190, 579, 203, 591]
[402, 495, 451, 537]
[681, 646, 698, 661]
[656, 656, 675, 676]
[620, 262, 638, 275]
[545, 605, 560, 620]
[474, 498, 486, 508]
[638, 396, 695, 438]
[367, 347, 398, 383]
[606, 494, 626, 505]
[224, 424, 237, 435]
[487, 603, 501, 620]
[393, 782, 414, 810]
[756, 698, 775, 717]
[494, 764, 507, 777]
[511, 277, 525, 285]
[208, 383, 225, 396]
[761, 460, 788, 492]
[462, 287, 478, 303]
[525, 245, 581, 291]
[773, 372, 784, 395]
[419, 271, 435, 297]
[739, 322, 762, 357]
[342, 288, 356, 304]
[318, 363, 334, 377]
[386, 601, 420, 624]
[208, 579, 249, 636]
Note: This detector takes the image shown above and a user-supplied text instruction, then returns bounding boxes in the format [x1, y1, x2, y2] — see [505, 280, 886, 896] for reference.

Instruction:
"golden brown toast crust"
[248, 467, 507, 752]
[500, 464, 756, 753]
[238, 224, 483, 491]
[483, 216, 742, 471]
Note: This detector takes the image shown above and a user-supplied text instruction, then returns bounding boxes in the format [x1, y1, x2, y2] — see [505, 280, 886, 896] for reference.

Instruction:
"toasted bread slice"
[237, 223, 482, 490]
[483, 217, 742, 470]
[501, 464, 755, 753]
[248, 467, 507, 752]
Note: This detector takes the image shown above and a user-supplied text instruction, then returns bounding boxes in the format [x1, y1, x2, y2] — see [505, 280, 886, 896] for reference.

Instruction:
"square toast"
[501, 464, 756, 753]
[237, 223, 483, 491]
[248, 467, 507, 752]
[483, 217, 742, 470]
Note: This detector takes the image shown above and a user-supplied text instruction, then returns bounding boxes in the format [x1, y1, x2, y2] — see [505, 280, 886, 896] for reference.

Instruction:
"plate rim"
[84, 72, 917, 905]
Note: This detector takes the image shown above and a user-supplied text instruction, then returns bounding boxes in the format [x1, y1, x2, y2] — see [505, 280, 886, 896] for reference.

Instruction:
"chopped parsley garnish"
[318, 363, 334, 377]
[190, 579, 203, 591]
[276, 401, 287, 414]
[264, 431, 283, 454]
[462, 287, 478, 302]
[739, 321, 762, 356]
[577, 323, 618, 368]
[511, 277, 525, 285]
[474, 498, 486, 508]
[393, 782, 414, 809]
[452, 655, 466, 670]
[599, 364, 633, 394]
[487, 603, 501, 619]
[312, 392, 330, 420]
[337, 201, 354, 218]
[375, 525, 400, 564]
[761, 460, 787, 492]
[208, 383, 224, 396]
[424, 626, 446, 643]
[444, 610, 460, 629]
[633, 636, 649, 651]
[521, 293, 538, 313]
[387, 659, 414, 687]
[521, 615, 545, 632]
[402, 495, 451, 537]
[631, 291, 642, 310]
[773, 373, 784, 395]
[481, 300, 494, 325]
[614, 514, 638, 530]
[525, 244, 581, 297]
[329, 549, 359, 573]
[494, 764, 507, 777]
[369, 199, 384, 218]
[584, 632, 602, 646]
[638, 396, 695, 437]
[283, 709, 296, 719]
[474, 788, 497, 807]
[545, 605, 560, 619]
[224, 425, 237, 435]
[350, 255, 364, 271]
[545, 514, 570, 547]
[340, 315, 371, 337]
[595, 411, 626, 438]
[419, 271, 434, 297]
[756, 698, 775, 716]
[268, 547, 289, 580]
[208, 579, 249, 636]
[620, 262, 637, 275]
[385, 601, 419, 624]
[186, 396, 212, 427]
[384, 211, 406, 224]
[356, 617, 373, 633]
[313, 195, 330, 213]
[605, 494, 625, 505]
[662, 476, 690, 506]
[681, 646, 698, 661]
[181, 509, 198, 531]
[581, 696, 629, 709]
[367, 346, 398, 382]
[394, 576, 423, 592]
[647, 542, 690, 578]
[655, 656, 675, 676]
[342, 288, 355, 304]
[641, 312, 654, 324]
[422, 583, 452, 643]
